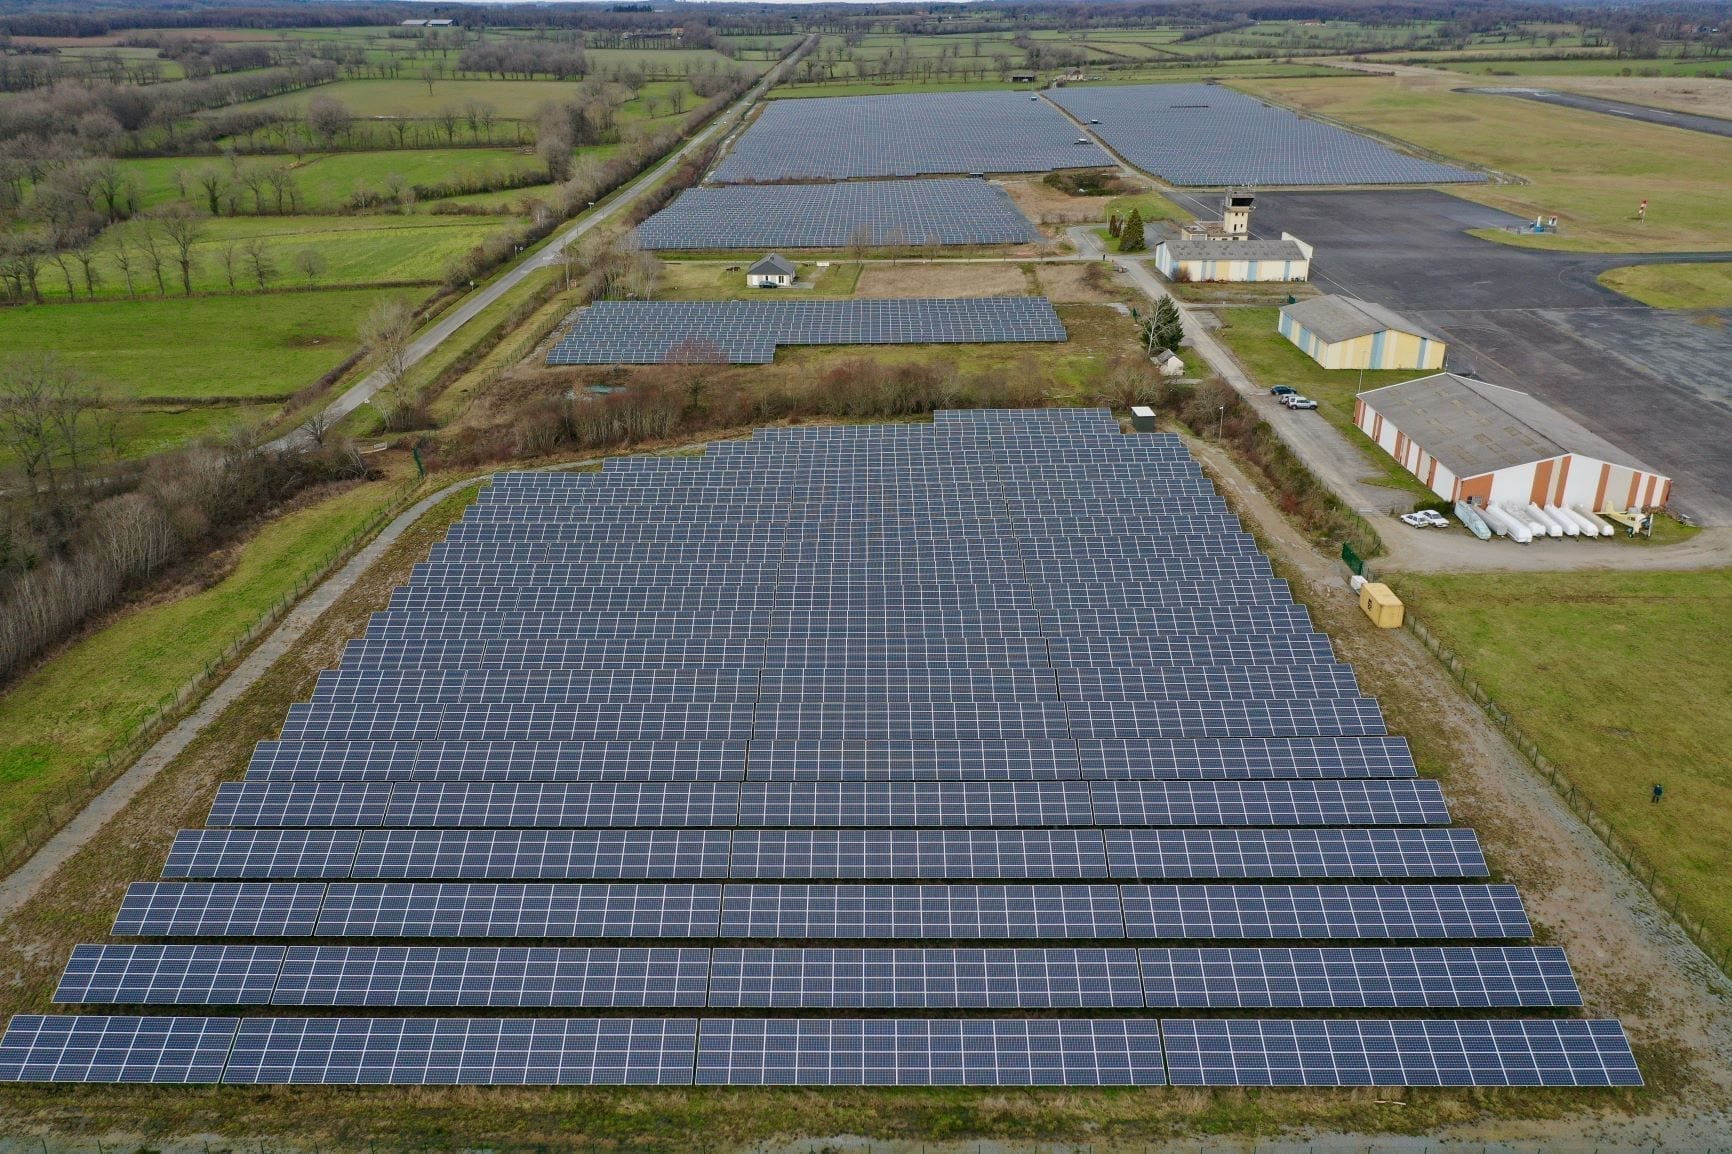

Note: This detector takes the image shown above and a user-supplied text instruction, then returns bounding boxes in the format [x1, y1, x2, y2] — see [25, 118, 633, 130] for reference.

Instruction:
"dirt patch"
[1543, 76, 1732, 122]
[1001, 177, 1118, 228]
[855, 262, 1030, 298]
[1031, 262, 1123, 303]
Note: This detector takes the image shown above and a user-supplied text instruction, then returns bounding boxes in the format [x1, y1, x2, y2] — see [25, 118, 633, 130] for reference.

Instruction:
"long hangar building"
[1356, 373, 1673, 511]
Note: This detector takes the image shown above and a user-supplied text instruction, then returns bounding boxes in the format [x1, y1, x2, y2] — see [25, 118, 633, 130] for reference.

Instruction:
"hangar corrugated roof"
[1281, 295, 1442, 345]
[1357, 373, 1660, 478]
[1160, 239, 1308, 262]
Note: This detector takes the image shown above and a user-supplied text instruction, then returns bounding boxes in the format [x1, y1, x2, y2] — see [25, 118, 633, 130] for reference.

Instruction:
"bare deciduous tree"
[295, 247, 326, 286]
[243, 239, 276, 291]
[360, 297, 417, 420]
[156, 205, 203, 296]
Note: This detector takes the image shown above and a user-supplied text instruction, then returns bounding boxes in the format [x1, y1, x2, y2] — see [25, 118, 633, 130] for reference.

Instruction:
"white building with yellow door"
[1278, 295, 1445, 371]
[1155, 235, 1311, 283]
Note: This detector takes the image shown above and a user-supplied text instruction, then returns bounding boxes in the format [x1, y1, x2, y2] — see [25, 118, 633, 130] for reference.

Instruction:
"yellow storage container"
[1358, 582, 1404, 629]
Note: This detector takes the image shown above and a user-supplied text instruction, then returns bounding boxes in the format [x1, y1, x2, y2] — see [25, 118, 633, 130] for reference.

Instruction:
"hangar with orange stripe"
[1354, 373, 1672, 513]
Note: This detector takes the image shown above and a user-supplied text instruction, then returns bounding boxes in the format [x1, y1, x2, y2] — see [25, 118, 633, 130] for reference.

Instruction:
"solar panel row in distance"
[1046, 85, 1485, 187]
[710, 92, 1110, 182]
[636, 179, 1038, 250]
[545, 298, 1067, 366]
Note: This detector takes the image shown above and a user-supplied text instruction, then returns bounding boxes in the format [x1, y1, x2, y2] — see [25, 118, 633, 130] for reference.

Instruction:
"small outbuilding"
[746, 254, 796, 288]
[1355, 372, 1672, 511]
[1152, 348, 1185, 378]
[1278, 295, 1445, 371]
[1155, 236, 1311, 283]
[1009, 71, 1038, 83]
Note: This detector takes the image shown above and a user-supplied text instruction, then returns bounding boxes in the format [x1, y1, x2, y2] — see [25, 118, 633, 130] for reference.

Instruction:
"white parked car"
[1283, 395, 1318, 410]
[1400, 510, 1450, 529]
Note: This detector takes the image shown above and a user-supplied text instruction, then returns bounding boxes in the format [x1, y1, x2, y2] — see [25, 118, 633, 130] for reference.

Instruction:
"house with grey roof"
[746, 254, 796, 288]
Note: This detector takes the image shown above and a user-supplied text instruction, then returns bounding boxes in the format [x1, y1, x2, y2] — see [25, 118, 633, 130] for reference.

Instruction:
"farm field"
[113, 149, 545, 214]
[1428, 56, 1732, 77]
[1599, 263, 1732, 308]
[0, 288, 395, 402]
[0, 478, 405, 876]
[1388, 569, 1732, 960]
[58, 215, 517, 300]
[1207, 306, 1433, 496]
[216, 77, 695, 121]
[1237, 75, 1732, 252]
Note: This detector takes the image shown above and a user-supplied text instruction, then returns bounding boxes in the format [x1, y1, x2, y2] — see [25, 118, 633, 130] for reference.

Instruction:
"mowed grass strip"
[0, 479, 404, 868]
[1207, 305, 1434, 495]
[1599, 262, 1732, 308]
[1235, 76, 1732, 253]
[1389, 569, 1732, 953]
[0, 288, 398, 401]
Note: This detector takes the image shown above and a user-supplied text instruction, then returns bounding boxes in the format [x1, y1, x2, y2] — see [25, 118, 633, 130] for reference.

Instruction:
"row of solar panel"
[165, 826, 1488, 881]
[309, 665, 1362, 704]
[0, 1015, 1638, 1086]
[246, 734, 1415, 782]
[276, 699, 1386, 741]
[54, 944, 1581, 1009]
[333, 635, 1340, 672]
[207, 779, 1449, 829]
[383, 588, 1298, 614]
[113, 882, 1532, 940]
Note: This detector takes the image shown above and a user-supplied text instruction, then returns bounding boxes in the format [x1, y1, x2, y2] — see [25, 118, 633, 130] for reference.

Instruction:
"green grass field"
[0, 288, 397, 402]
[96, 149, 542, 214]
[656, 260, 863, 299]
[1431, 56, 1732, 77]
[224, 77, 696, 121]
[1599, 262, 1732, 308]
[1238, 77, 1732, 253]
[0, 479, 404, 871]
[1389, 569, 1732, 956]
[1208, 306, 1433, 495]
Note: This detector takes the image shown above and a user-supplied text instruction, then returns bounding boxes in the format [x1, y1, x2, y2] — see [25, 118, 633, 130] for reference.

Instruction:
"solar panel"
[0, 1016, 237, 1083]
[270, 946, 710, 1008]
[693, 1019, 1164, 1085]
[1119, 884, 1530, 940]
[637, 179, 1038, 250]
[545, 299, 1067, 365]
[708, 948, 1144, 1009]
[25, 410, 1628, 1089]
[1159, 1019, 1640, 1087]
[222, 1017, 698, 1085]
[113, 882, 324, 937]
[315, 883, 723, 938]
[709, 91, 1111, 182]
[1104, 828, 1487, 880]
[1046, 85, 1484, 186]
[1138, 946, 1581, 1008]
[54, 945, 285, 1006]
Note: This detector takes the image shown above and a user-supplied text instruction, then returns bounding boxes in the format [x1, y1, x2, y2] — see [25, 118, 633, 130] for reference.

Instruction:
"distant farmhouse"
[1154, 192, 1311, 283]
[1279, 295, 1445, 371]
[747, 254, 796, 288]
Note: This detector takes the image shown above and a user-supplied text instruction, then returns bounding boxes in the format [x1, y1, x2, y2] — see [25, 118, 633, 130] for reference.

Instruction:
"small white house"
[746, 254, 796, 288]
[1152, 348, 1185, 378]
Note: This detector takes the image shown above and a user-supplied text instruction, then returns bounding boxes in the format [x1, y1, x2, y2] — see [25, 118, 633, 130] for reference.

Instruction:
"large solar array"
[545, 298, 1066, 365]
[635, 179, 1039, 251]
[710, 92, 1110, 182]
[0, 410, 1638, 1087]
[1046, 85, 1484, 187]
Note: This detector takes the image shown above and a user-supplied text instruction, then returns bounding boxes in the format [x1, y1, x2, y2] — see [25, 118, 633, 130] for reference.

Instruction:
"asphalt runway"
[1249, 191, 1732, 524]
[1460, 87, 1732, 139]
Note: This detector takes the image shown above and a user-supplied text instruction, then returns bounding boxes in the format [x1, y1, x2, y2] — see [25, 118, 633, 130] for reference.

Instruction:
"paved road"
[272, 37, 813, 448]
[1462, 85, 1732, 139]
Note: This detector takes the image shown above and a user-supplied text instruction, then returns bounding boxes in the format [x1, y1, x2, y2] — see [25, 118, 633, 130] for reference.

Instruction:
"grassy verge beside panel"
[1388, 568, 1732, 964]
[0, 478, 409, 873]
[1599, 263, 1732, 309]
